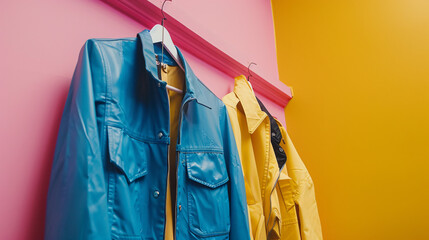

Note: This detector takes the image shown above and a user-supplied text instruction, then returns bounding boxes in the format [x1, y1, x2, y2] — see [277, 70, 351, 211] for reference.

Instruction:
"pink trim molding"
[102, 0, 293, 107]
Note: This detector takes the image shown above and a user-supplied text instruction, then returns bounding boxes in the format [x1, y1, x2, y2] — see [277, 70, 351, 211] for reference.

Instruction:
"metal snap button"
[162, 63, 168, 73]
[158, 132, 164, 138]
[153, 190, 160, 198]
[157, 82, 161, 87]
[279, 147, 284, 153]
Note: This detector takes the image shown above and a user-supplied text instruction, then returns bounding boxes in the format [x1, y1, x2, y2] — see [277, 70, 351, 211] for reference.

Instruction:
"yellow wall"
[272, 0, 429, 239]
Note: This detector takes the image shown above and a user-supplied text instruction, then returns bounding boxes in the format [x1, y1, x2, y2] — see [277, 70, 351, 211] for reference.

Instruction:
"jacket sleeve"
[220, 104, 251, 240]
[280, 127, 323, 240]
[45, 40, 110, 240]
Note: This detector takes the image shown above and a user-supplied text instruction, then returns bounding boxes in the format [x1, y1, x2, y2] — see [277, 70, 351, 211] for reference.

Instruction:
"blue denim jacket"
[45, 30, 250, 240]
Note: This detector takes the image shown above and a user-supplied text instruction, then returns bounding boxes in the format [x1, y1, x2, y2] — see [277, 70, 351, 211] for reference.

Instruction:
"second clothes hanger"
[247, 62, 257, 94]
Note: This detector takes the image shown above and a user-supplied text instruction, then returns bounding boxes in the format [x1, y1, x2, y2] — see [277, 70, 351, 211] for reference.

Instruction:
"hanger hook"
[160, 0, 172, 64]
[247, 62, 257, 81]
[161, 0, 171, 26]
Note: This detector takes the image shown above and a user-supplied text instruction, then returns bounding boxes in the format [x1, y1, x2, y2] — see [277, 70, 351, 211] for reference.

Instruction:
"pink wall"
[147, 0, 280, 84]
[0, 0, 285, 239]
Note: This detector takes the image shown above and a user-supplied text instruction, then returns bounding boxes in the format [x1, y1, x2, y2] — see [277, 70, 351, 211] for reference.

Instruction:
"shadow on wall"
[19, 79, 70, 240]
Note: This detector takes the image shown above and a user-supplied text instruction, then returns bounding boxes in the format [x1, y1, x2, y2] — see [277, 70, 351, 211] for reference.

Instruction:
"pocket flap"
[107, 126, 148, 183]
[186, 152, 229, 188]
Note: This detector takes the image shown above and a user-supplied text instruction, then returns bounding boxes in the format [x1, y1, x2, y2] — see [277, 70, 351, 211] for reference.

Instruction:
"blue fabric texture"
[44, 30, 250, 240]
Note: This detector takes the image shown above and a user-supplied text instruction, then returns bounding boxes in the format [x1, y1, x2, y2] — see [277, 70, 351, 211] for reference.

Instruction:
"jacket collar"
[233, 75, 267, 133]
[137, 30, 212, 109]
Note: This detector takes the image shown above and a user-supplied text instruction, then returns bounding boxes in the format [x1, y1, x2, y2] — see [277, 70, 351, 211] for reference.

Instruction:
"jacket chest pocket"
[185, 152, 231, 238]
[107, 126, 149, 239]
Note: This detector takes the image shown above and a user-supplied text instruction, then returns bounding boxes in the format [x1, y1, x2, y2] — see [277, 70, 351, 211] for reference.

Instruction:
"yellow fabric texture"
[275, 119, 323, 240]
[222, 75, 281, 240]
[160, 64, 185, 240]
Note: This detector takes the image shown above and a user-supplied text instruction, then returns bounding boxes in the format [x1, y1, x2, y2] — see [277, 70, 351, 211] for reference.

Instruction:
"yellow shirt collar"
[231, 75, 267, 134]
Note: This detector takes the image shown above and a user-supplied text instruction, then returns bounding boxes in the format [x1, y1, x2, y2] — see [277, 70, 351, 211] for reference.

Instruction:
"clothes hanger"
[150, 0, 185, 94]
[247, 62, 257, 94]
[150, 0, 184, 94]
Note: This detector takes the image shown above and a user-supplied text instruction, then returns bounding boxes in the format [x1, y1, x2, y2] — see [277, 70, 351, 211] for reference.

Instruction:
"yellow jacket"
[275, 119, 323, 240]
[223, 75, 282, 240]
